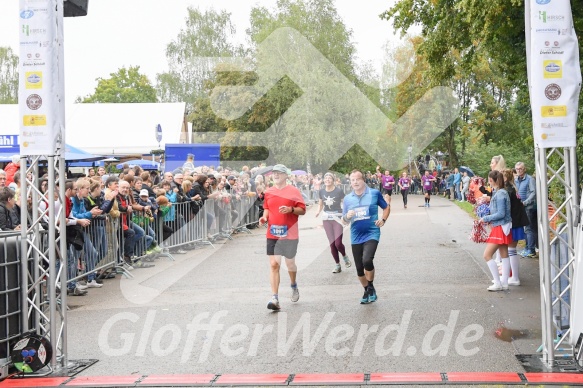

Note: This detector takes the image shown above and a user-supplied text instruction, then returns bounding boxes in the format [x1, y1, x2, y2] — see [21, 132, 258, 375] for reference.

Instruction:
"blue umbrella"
[117, 159, 160, 170]
[459, 166, 475, 177]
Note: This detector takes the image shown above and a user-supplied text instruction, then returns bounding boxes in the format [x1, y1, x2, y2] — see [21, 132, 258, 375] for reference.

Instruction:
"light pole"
[407, 145, 412, 176]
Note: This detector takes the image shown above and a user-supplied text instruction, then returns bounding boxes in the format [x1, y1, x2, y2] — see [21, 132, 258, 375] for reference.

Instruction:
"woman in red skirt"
[480, 170, 513, 291]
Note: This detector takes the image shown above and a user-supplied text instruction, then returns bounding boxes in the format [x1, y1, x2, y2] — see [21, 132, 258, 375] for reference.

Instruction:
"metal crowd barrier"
[0, 233, 22, 364]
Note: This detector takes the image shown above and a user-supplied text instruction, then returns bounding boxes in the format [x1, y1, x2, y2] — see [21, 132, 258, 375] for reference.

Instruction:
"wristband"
[382, 218, 386, 222]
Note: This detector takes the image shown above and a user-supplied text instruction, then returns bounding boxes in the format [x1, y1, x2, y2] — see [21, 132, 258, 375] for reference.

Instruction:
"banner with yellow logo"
[526, 0, 581, 148]
[18, 0, 65, 155]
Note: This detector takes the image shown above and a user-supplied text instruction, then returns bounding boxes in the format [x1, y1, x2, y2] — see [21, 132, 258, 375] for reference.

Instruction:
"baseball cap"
[227, 175, 235, 181]
[139, 189, 149, 197]
[272, 164, 289, 174]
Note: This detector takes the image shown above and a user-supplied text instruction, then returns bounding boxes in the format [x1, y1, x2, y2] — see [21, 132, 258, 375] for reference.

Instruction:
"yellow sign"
[24, 71, 42, 89]
[541, 106, 567, 117]
[23, 115, 47, 126]
[543, 60, 562, 79]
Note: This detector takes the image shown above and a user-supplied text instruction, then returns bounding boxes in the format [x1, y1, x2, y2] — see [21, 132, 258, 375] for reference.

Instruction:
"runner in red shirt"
[259, 164, 306, 310]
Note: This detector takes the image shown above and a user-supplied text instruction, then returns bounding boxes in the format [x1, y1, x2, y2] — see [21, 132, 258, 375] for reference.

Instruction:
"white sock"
[500, 257, 510, 285]
[494, 250, 501, 265]
[487, 259, 501, 284]
[509, 249, 519, 281]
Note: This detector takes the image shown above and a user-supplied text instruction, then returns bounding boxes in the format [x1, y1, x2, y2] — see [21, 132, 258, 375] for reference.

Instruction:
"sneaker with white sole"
[291, 285, 299, 302]
[76, 283, 88, 290]
[267, 297, 280, 310]
[67, 287, 87, 296]
[487, 283, 503, 291]
[332, 264, 342, 273]
[86, 280, 103, 288]
[122, 262, 134, 271]
[508, 278, 521, 286]
[343, 256, 352, 268]
[133, 260, 155, 269]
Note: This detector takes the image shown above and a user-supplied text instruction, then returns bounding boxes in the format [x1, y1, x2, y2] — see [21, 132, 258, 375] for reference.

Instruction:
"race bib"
[270, 224, 288, 238]
[352, 206, 370, 221]
[402, 183, 409, 189]
[323, 212, 341, 220]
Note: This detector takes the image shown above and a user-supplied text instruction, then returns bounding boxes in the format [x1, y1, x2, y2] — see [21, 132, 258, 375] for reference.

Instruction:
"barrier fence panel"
[0, 233, 22, 366]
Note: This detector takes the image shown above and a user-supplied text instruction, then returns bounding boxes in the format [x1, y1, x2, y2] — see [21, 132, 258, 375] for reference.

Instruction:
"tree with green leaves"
[77, 66, 157, 103]
[156, 7, 245, 105]
[0, 47, 18, 104]
[381, 0, 555, 171]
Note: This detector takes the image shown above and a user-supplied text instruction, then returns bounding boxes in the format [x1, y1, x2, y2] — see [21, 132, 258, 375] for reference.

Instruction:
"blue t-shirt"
[343, 187, 388, 244]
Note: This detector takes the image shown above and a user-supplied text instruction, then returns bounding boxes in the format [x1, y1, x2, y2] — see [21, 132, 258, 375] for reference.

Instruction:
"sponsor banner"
[18, 0, 64, 155]
[527, 0, 581, 148]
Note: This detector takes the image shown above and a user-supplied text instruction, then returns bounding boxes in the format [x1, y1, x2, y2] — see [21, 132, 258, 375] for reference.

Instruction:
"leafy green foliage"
[382, 0, 582, 178]
[0, 47, 18, 104]
[78, 66, 157, 103]
[156, 7, 245, 104]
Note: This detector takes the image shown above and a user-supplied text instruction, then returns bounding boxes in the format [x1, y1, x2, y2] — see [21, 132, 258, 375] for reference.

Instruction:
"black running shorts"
[266, 238, 299, 259]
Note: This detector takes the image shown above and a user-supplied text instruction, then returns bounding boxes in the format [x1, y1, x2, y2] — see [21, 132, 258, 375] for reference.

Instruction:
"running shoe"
[67, 287, 87, 296]
[267, 296, 280, 310]
[368, 287, 378, 303]
[332, 264, 342, 273]
[86, 280, 103, 288]
[508, 278, 521, 286]
[76, 283, 88, 291]
[487, 283, 503, 291]
[133, 260, 155, 269]
[291, 285, 299, 302]
[343, 256, 352, 268]
[360, 288, 371, 304]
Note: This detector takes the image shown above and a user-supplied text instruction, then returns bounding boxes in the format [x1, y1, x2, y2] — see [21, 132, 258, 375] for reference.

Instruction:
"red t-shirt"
[264, 185, 306, 240]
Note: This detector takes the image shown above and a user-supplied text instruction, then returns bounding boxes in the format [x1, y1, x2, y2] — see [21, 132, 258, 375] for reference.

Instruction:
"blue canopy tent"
[0, 144, 102, 165]
[117, 159, 160, 170]
[64, 144, 104, 163]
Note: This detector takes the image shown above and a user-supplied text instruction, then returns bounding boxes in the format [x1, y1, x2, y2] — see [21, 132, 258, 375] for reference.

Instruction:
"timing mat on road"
[3, 372, 583, 386]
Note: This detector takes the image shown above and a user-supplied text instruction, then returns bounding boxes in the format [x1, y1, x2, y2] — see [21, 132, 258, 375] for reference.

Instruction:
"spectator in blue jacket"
[453, 167, 461, 201]
[514, 162, 537, 257]
[71, 178, 104, 289]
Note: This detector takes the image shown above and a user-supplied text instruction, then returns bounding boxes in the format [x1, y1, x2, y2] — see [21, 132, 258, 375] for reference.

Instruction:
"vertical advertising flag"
[527, 0, 581, 148]
[18, 0, 65, 155]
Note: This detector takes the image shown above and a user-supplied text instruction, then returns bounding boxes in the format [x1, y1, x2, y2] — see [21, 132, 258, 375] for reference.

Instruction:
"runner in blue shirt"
[343, 169, 390, 304]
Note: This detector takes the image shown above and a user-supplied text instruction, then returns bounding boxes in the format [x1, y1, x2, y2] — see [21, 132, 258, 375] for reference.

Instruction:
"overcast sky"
[0, 0, 407, 104]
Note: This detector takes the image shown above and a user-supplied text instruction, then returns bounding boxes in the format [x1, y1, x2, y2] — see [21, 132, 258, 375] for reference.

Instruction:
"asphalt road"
[66, 193, 543, 377]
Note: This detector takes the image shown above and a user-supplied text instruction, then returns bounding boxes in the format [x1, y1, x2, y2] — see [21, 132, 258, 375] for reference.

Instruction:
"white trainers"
[87, 280, 103, 288]
[508, 278, 521, 286]
[332, 264, 342, 273]
[343, 256, 352, 268]
[267, 297, 280, 310]
[291, 285, 299, 302]
[487, 283, 503, 291]
[76, 282, 88, 290]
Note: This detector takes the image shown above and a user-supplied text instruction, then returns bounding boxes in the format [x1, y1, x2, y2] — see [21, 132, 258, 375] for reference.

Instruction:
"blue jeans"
[524, 207, 538, 252]
[455, 183, 461, 200]
[81, 231, 99, 281]
[123, 227, 136, 257]
[130, 222, 151, 256]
